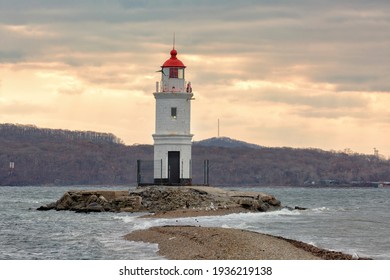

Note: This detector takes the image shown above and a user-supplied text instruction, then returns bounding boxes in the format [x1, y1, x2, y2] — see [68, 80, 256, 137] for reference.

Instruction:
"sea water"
[0, 186, 389, 260]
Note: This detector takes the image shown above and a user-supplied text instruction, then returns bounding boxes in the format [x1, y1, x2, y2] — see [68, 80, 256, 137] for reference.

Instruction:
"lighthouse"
[153, 47, 194, 185]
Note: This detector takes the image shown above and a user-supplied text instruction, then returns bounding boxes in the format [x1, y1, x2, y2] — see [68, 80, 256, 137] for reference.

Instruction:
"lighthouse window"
[178, 68, 184, 79]
[171, 107, 177, 119]
[169, 68, 178, 78]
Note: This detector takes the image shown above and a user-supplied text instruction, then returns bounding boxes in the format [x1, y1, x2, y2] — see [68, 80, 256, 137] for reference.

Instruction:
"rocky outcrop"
[37, 186, 281, 213]
[37, 190, 139, 213]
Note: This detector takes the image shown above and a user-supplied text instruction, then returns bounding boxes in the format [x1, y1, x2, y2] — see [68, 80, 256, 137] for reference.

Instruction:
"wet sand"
[125, 225, 365, 260]
[127, 206, 370, 260]
[140, 206, 251, 218]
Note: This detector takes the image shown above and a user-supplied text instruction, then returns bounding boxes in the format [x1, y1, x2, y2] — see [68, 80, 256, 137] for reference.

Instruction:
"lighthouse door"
[168, 151, 180, 184]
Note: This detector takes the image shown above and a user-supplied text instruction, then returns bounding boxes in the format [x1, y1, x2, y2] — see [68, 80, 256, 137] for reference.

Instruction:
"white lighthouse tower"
[153, 47, 194, 185]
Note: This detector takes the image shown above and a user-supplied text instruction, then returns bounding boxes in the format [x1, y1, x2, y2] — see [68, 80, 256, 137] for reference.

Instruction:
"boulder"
[112, 196, 143, 211]
[72, 202, 105, 213]
[56, 192, 77, 210]
[36, 202, 56, 211]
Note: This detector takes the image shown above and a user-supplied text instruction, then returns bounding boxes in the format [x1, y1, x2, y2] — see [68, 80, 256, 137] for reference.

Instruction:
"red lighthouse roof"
[162, 49, 186, 68]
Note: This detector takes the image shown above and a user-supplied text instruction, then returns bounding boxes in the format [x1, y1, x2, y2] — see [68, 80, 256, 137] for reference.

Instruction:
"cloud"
[1, 0, 390, 155]
[0, 51, 24, 63]
[2, 0, 388, 93]
[0, 99, 52, 115]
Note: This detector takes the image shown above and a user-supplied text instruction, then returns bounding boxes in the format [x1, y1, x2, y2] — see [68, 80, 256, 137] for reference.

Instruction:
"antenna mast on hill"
[218, 119, 220, 138]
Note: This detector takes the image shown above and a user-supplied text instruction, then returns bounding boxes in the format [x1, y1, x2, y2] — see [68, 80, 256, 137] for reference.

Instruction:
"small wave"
[311, 207, 333, 212]
[119, 209, 301, 229]
[310, 206, 355, 213]
[114, 215, 141, 224]
[306, 241, 318, 247]
[125, 241, 162, 259]
[210, 208, 302, 220]
[99, 235, 161, 260]
[264, 208, 302, 216]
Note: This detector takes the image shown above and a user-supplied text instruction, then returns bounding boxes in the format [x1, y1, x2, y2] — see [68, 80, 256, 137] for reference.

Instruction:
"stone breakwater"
[37, 186, 282, 214]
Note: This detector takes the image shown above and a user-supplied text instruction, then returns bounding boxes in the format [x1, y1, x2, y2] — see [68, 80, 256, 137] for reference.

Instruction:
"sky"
[1, 0, 389, 157]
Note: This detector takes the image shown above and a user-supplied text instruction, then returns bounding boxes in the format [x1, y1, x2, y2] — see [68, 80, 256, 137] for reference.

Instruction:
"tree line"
[0, 123, 123, 145]
[1, 123, 389, 186]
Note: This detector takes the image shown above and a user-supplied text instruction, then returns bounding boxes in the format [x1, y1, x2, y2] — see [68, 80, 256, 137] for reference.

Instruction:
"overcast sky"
[1, 0, 389, 156]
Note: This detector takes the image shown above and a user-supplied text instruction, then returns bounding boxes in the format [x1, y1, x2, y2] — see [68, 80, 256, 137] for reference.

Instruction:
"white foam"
[113, 213, 145, 223]
[311, 206, 332, 212]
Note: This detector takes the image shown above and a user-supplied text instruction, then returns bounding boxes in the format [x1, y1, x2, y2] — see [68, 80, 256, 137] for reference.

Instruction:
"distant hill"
[0, 123, 123, 145]
[1, 123, 390, 186]
[194, 137, 262, 149]
[0, 123, 147, 186]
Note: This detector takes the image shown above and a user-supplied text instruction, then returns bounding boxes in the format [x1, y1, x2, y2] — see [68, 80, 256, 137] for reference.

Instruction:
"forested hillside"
[0, 124, 149, 186]
[1, 123, 389, 186]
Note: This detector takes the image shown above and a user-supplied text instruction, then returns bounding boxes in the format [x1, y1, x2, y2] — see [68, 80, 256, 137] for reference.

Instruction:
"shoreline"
[130, 206, 372, 260]
[140, 206, 252, 218]
[33, 186, 377, 260]
[125, 225, 369, 260]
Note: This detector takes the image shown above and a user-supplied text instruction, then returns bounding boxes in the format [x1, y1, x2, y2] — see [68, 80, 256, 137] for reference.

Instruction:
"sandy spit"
[124, 225, 367, 260]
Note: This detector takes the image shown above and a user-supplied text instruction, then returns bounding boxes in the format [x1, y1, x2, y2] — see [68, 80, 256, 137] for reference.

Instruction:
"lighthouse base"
[153, 178, 192, 186]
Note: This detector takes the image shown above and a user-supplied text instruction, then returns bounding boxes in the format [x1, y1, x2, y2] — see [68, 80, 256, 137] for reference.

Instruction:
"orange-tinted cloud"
[1, 0, 389, 157]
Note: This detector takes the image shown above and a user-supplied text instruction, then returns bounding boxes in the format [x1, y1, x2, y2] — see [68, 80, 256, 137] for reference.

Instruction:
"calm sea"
[0, 186, 389, 260]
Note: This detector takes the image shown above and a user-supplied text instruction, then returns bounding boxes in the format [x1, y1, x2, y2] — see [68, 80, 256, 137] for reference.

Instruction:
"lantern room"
[160, 49, 187, 93]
